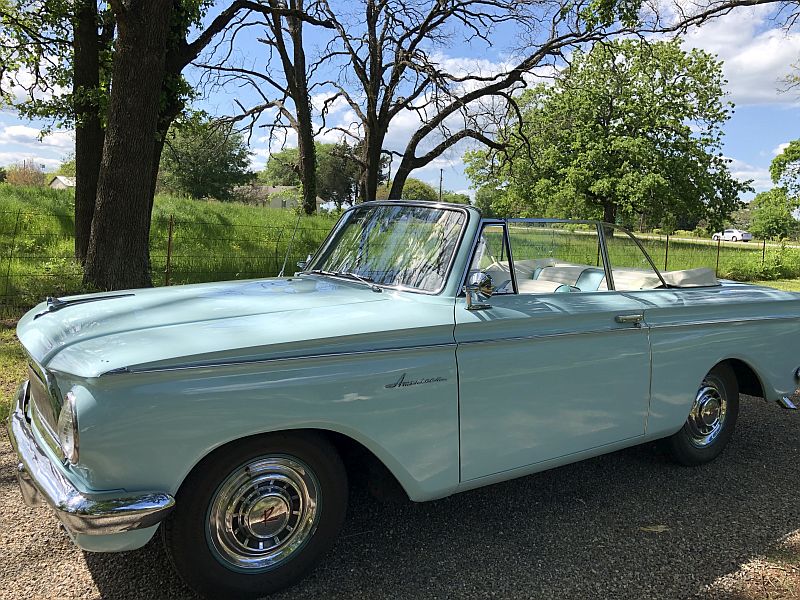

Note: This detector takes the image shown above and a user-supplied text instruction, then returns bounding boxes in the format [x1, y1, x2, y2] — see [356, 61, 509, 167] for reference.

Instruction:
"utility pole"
[439, 168, 443, 202]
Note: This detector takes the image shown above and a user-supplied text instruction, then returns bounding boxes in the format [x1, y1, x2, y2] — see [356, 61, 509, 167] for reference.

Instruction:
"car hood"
[17, 276, 451, 379]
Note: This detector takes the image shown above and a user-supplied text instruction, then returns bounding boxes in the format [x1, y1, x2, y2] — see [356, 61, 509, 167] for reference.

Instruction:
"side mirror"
[464, 271, 493, 311]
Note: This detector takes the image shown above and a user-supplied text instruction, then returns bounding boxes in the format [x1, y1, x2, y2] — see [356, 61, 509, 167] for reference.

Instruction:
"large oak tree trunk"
[72, 0, 104, 264]
[146, 93, 184, 238]
[388, 162, 413, 200]
[297, 124, 317, 214]
[359, 126, 384, 202]
[602, 201, 616, 225]
[83, 0, 173, 290]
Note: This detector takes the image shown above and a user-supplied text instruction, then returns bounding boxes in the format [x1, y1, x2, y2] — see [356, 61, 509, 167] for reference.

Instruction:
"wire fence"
[0, 210, 333, 318]
[1, 209, 799, 318]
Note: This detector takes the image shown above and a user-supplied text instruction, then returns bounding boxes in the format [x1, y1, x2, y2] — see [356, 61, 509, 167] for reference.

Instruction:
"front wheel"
[163, 432, 347, 599]
[664, 364, 739, 466]
[712, 234, 720, 241]
[731, 236, 738, 242]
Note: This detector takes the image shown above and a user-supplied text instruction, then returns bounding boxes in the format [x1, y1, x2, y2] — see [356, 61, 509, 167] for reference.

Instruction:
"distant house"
[49, 176, 76, 189]
[235, 184, 324, 211]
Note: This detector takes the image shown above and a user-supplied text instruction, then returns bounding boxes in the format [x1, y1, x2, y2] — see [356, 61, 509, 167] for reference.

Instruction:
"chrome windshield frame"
[303, 201, 472, 296]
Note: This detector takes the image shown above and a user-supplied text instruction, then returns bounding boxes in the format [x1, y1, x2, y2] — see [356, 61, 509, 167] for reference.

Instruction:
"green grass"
[0, 324, 25, 418]
[0, 184, 336, 316]
[3, 184, 800, 319]
[504, 224, 800, 283]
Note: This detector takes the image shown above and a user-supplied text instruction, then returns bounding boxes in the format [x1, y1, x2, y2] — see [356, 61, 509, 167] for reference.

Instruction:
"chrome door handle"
[615, 314, 644, 327]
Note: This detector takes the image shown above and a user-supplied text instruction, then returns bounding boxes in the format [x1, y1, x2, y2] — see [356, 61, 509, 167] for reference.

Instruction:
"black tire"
[731, 236, 738, 242]
[665, 364, 739, 466]
[162, 432, 347, 599]
[712, 235, 720, 241]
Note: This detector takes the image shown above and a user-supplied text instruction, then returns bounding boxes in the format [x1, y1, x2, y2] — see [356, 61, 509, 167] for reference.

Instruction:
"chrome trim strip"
[458, 218, 505, 296]
[303, 201, 473, 296]
[7, 382, 175, 535]
[502, 223, 518, 294]
[648, 315, 800, 329]
[616, 227, 668, 288]
[596, 222, 615, 291]
[102, 342, 460, 375]
[457, 326, 643, 347]
[777, 396, 797, 410]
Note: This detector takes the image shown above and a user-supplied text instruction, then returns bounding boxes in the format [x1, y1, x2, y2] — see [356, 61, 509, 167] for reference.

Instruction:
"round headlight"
[56, 391, 79, 464]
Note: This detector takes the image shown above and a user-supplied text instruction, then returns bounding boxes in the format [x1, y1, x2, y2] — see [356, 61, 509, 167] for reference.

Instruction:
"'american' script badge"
[385, 373, 447, 389]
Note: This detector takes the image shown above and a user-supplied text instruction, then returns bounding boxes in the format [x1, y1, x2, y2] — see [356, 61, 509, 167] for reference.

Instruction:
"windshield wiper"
[307, 269, 382, 293]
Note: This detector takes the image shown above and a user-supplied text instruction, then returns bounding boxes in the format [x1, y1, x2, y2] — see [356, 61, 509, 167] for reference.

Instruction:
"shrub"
[6, 161, 46, 187]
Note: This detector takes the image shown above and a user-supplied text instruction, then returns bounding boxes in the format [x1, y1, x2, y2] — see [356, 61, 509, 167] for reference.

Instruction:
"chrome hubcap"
[687, 383, 727, 447]
[206, 457, 319, 571]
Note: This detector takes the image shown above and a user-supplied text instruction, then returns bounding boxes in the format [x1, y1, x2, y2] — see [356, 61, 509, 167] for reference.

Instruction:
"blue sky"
[0, 4, 798, 201]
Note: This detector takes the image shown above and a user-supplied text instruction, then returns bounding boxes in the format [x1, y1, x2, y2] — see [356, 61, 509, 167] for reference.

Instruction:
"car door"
[455, 221, 652, 481]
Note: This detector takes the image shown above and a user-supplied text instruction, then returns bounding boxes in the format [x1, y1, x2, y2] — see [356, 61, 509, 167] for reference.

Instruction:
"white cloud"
[0, 125, 74, 150]
[681, 7, 800, 106]
[310, 92, 349, 116]
[727, 157, 772, 193]
[772, 142, 790, 156]
[1, 67, 69, 104]
[0, 152, 61, 170]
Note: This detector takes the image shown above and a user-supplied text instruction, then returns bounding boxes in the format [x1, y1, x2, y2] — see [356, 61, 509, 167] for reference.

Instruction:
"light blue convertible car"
[8, 201, 800, 598]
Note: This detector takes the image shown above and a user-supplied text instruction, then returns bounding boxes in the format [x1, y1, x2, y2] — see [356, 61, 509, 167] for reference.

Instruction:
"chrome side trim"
[457, 326, 642, 347]
[102, 342, 460, 375]
[647, 315, 800, 330]
[777, 396, 798, 410]
[7, 382, 175, 535]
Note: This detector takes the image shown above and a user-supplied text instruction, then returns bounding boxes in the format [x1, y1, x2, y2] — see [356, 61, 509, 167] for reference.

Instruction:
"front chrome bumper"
[7, 381, 175, 535]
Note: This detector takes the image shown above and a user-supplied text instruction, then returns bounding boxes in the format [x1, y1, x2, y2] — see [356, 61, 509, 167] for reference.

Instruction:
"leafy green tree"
[259, 142, 362, 209]
[260, 148, 301, 186]
[316, 142, 361, 208]
[465, 39, 750, 229]
[376, 177, 438, 201]
[1, 0, 114, 262]
[749, 188, 800, 240]
[441, 191, 470, 205]
[729, 207, 752, 230]
[56, 154, 77, 177]
[159, 116, 253, 200]
[473, 186, 504, 217]
[770, 140, 800, 198]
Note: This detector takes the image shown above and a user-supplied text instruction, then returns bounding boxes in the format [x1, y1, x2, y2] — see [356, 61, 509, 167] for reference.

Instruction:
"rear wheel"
[665, 364, 739, 466]
[731, 236, 738, 242]
[163, 432, 347, 599]
[712, 234, 720, 241]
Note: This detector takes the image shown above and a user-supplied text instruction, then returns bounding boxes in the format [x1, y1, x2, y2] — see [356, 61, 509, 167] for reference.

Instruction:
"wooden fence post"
[715, 238, 721, 276]
[664, 233, 670, 271]
[762, 238, 766, 266]
[164, 214, 174, 286]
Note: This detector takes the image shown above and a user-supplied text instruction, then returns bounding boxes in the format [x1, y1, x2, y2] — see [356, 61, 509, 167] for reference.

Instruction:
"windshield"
[309, 204, 467, 293]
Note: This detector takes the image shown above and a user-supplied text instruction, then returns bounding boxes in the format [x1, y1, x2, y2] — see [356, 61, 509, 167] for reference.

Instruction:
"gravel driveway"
[1, 394, 799, 600]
